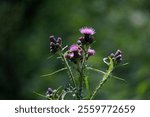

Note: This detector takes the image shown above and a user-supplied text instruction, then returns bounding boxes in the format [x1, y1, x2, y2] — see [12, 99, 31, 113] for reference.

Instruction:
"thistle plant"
[39, 27, 126, 100]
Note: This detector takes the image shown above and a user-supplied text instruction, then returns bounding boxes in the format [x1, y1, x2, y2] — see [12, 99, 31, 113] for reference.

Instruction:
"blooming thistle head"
[78, 27, 95, 45]
[79, 27, 96, 35]
[49, 35, 62, 54]
[69, 44, 79, 52]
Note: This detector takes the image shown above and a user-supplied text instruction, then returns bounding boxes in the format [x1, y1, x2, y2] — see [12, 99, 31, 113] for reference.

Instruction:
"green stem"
[84, 76, 90, 99]
[76, 62, 83, 99]
[90, 57, 114, 100]
[60, 53, 76, 88]
[78, 70, 83, 99]
[77, 45, 91, 99]
[77, 46, 88, 99]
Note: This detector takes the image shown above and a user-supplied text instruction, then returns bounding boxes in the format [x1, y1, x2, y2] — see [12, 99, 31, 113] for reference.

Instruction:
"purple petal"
[88, 49, 95, 56]
[69, 44, 79, 52]
[79, 27, 96, 35]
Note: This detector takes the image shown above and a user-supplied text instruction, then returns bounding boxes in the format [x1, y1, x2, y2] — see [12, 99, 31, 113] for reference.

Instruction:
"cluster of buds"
[49, 36, 62, 54]
[78, 27, 95, 45]
[110, 49, 122, 64]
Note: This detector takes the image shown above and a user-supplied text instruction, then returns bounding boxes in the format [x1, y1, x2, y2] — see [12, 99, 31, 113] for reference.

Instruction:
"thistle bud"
[78, 36, 86, 45]
[49, 35, 62, 54]
[88, 49, 95, 56]
[49, 35, 56, 43]
[110, 49, 122, 64]
[57, 37, 62, 45]
[46, 87, 53, 97]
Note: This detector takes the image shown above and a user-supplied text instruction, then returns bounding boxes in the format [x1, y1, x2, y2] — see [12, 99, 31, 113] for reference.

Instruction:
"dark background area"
[0, 0, 150, 99]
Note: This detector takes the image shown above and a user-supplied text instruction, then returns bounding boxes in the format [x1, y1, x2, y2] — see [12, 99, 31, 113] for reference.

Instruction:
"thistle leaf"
[110, 75, 126, 82]
[84, 76, 90, 99]
[40, 67, 67, 77]
[62, 45, 68, 51]
[87, 66, 106, 75]
[47, 55, 54, 60]
[121, 63, 129, 66]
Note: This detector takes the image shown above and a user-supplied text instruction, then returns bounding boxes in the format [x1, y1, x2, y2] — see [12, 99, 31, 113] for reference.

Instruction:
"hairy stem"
[76, 62, 82, 99]
[78, 70, 83, 99]
[90, 57, 114, 100]
[60, 53, 76, 88]
[77, 46, 87, 99]
[84, 76, 90, 99]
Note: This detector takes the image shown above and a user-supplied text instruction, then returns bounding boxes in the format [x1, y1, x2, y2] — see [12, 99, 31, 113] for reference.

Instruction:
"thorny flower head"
[79, 27, 96, 35]
[78, 27, 95, 45]
[69, 44, 79, 52]
[65, 44, 83, 63]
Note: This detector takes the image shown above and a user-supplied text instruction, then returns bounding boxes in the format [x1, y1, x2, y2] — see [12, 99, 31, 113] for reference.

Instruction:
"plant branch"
[90, 57, 114, 100]
[84, 76, 90, 99]
[60, 53, 76, 88]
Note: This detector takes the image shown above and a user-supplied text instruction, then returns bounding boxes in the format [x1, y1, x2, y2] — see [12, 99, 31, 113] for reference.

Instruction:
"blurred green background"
[0, 0, 150, 99]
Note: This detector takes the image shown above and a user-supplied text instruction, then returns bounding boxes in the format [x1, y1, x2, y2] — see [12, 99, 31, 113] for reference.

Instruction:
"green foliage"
[0, 0, 150, 99]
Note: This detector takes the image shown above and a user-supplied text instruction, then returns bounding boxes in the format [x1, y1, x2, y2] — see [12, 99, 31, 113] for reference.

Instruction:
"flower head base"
[49, 35, 62, 54]
[88, 49, 95, 56]
[79, 27, 96, 35]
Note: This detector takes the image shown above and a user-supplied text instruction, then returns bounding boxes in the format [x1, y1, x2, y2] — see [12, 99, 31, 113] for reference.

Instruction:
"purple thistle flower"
[65, 44, 83, 63]
[69, 44, 79, 52]
[88, 49, 95, 56]
[79, 27, 96, 35]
